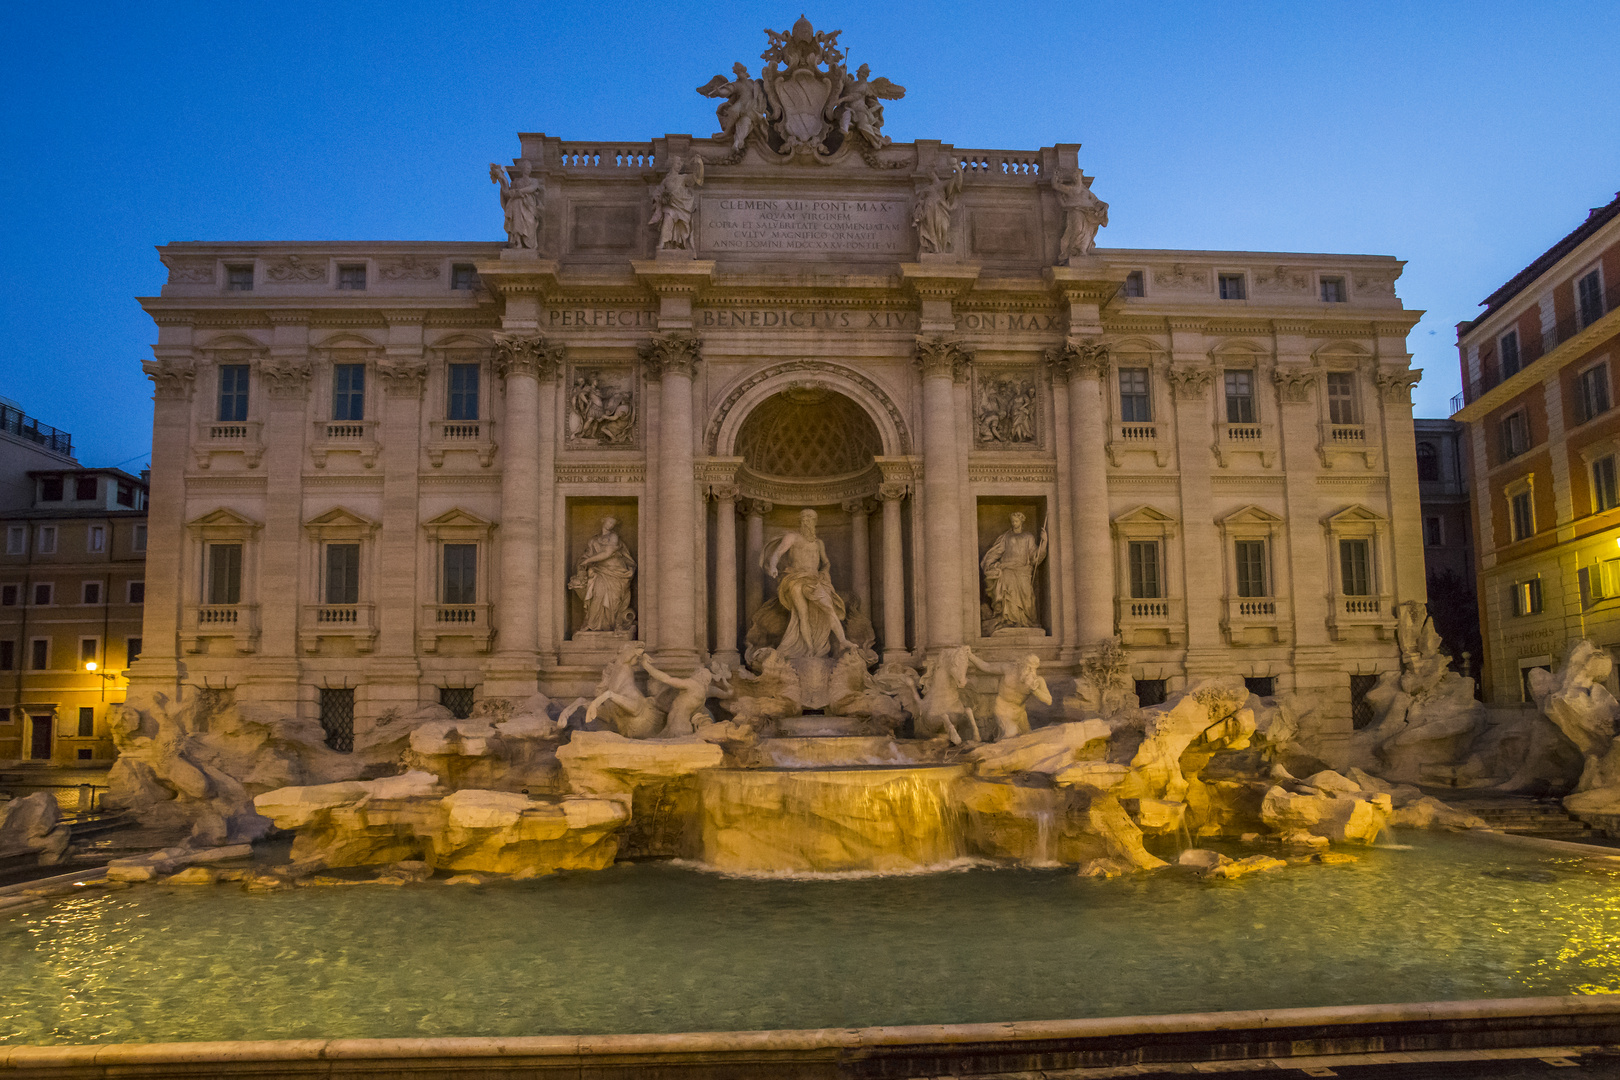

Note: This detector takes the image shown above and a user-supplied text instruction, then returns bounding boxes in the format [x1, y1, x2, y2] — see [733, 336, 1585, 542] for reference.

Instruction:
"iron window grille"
[319, 688, 355, 752]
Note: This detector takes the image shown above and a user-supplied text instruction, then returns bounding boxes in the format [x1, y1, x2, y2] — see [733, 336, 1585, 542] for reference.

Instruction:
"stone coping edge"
[0, 868, 106, 898]
[0, 995, 1614, 1068]
[1467, 828, 1620, 857]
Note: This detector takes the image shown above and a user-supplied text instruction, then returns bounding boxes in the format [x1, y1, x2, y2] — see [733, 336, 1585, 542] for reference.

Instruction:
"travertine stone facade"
[133, 22, 1423, 758]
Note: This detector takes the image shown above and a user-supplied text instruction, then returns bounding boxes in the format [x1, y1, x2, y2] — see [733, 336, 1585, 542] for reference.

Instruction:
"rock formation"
[1532, 640, 1620, 829]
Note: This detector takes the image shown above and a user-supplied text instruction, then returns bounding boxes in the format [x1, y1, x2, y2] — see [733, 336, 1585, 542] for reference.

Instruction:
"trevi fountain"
[7, 17, 1620, 1076]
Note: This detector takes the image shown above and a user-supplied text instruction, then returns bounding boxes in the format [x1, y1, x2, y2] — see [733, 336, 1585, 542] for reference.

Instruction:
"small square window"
[132, 524, 147, 553]
[1244, 676, 1276, 697]
[451, 264, 480, 290]
[36, 526, 56, 554]
[1122, 270, 1144, 298]
[82, 581, 100, 605]
[337, 264, 367, 290]
[226, 265, 254, 291]
[1513, 578, 1543, 616]
[128, 580, 145, 604]
[39, 476, 63, 502]
[77, 748, 93, 761]
[88, 525, 105, 553]
[440, 686, 476, 719]
[32, 582, 52, 606]
[1350, 673, 1378, 729]
[1320, 277, 1346, 303]
[1499, 330, 1521, 378]
[75, 476, 97, 501]
[1134, 679, 1166, 707]
[1218, 273, 1247, 300]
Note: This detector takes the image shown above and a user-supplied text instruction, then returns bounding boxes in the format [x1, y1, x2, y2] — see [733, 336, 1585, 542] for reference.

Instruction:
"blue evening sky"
[2, 1, 1617, 468]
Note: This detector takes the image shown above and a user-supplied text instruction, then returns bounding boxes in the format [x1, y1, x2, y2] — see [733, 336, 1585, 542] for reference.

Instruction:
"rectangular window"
[337, 264, 367, 290]
[1224, 371, 1256, 424]
[1218, 273, 1246, 300]
[1339, 538, 1372, 596]
[82, 581, 100, 605]
[448, 364, 480, 420]
[0, 585, 13, 606]
[207, 543, 243, 605]
[226, 265, 254, 291]
[1499, 410, 1529, 459]
[1583, 559, 1620, 604]
[80, 639, 97, 667]
[0, 641, 13, 671]
[1510, 490, 1535, 542]
[1122, 270, 1144, 298]
[31, 639, 48, 670]
[1424, 515, 1445, 547]
[325, 543, 360, 605]
[88, 525, 105, 553]
[128, 580, 145, 604]
[1134, 679, 1166, 707]
[442, 544, 478, 604]
[218, 364, 250, 422]
[332, 363, 366, 421]
[6, 526, 23, 555]
[39, 476, 63, 502]
[1118, 368, 1152, 422]
[1350, 673, 1378, 730]
[1244, 676, 1276, 697]
[1514, 578, 1543, 616]
[1326, 371, 1357, 424]
[132, 524, 147, 552]
[451, 264, 479, 290]
[1320, 276, 1346, 303]
[1499, 330, 1521, 378]
[75, 476, 98, 501]
[319, 688, 355, 753]
[116, 481, 135, 507]
[1578, 363, 1610, 423]
[127, 637, 142, 664]
[32, 583, 52, 606]
[1234, 539, 1268, 598]
[1578, 269, 1605, 327]
[1128, 540, 1161, 599]
[37, 526, 56, 554]
[77, 707, 94, 737]
[440, 686, 476, 719]
[1597, 456, 1620, 512]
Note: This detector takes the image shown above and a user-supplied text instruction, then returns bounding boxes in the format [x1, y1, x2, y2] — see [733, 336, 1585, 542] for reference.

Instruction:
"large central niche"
[735, 385, 881, 481]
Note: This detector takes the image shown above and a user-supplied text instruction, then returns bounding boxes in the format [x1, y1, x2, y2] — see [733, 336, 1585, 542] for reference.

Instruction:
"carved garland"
[704, 359, 912, 456]
[492, 332, 565, 381]
[638, 331, 703, 380]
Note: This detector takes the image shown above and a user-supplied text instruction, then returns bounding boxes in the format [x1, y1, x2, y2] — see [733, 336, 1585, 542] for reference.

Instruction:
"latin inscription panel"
[701, 198, 910, 254]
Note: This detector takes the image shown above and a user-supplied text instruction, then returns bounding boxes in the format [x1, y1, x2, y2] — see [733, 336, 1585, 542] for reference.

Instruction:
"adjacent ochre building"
[1454, 191, 1620, 703]
[131, 22, 1425, 760]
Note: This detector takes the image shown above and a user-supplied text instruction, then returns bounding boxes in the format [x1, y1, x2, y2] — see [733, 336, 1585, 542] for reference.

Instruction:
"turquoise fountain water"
[4, 832, 1620, 1045]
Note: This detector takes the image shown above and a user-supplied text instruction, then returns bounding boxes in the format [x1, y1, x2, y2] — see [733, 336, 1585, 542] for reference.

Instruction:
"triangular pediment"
[422, 507, 493, 529]
[1324, 504, 1386, 526]
[304, 506, 378, 530]
[187, 507, 261, 529]
[1208, 338, 1268, 362]
[1114, 504, 1177, 525]
[1312, 341, 1373, 362]
[1219, 504, 1284, 526]
[314, 332, 383, 353]
[197, 334, 266, 354]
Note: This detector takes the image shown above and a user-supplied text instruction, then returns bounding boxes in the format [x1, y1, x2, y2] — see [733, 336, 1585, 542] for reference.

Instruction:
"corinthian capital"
[1271, 366, 1318, 404]
[1375, 366, 1423, 404]
[143, 359, 196, 401]
[1042, 340, 1109, 381]
[1166, 364, 1215, 400]
[260, 359, 314, 398]
[913, 335, 973, 382]
[378, 359, 430, 397]
[492, 332, 564, 381]
[638, 331, 703, 380]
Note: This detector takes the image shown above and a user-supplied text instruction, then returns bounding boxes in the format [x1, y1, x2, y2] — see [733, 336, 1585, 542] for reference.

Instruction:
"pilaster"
[369, 312, 428, 706]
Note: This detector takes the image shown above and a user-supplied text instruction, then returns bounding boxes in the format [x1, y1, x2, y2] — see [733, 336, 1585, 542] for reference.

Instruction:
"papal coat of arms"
[697, 16, 906, 166]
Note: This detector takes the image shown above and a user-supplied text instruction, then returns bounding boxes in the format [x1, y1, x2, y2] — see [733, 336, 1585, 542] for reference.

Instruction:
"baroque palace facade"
[133, 21, 1423, 756]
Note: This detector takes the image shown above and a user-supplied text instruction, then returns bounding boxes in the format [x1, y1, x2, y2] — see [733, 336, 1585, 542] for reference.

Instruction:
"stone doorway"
[28, 714, 52, 761]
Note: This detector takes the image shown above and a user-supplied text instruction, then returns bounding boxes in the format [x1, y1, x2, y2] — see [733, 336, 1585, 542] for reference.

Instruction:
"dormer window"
[39, 476, 63, 502]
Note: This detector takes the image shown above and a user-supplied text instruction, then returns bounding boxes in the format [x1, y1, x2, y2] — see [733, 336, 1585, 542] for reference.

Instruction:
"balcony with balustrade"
[299, 603, 378, 654]
[1106, 422, 1171, 468]
[1327, 592, 1397, 641]
[192, 420, 264, 469]
[427, 419, 497, 468]
[1213, 422, 1277, 467]
[1317, 421, 1380, 470]
[420, 602, 493, 653]
[1115, 596, 1185, 646]
[310, 419, 380, 469]
[181, 603, 260, 655]
[1221, 596, 1290, 645]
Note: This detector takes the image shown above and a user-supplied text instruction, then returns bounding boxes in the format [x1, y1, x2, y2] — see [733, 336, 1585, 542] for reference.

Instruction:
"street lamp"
[84, 661, 119, 701]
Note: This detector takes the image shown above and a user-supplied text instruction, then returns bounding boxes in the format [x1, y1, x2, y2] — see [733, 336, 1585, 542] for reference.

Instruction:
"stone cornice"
[473, 257, 562, 299]
[631, 259, 716, 300]
[899, 262, 981, 302]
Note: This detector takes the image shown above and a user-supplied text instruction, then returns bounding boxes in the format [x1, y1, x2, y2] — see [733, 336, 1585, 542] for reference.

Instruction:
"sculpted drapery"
[571, 517, 636, 632]
[981, 513, 1048, 631]
[764, 509, 853, 659]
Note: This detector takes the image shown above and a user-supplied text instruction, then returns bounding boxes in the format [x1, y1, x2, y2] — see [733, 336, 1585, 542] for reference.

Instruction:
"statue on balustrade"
[1052, 170, 1108, 261]
[489, 160, 544, 250]
[912, 165, 962, 254]
[570, 517, 636, 634]
[981, 512, 1048, 633]
[762, 508, 856, 660]
[649, 153, 705, 250]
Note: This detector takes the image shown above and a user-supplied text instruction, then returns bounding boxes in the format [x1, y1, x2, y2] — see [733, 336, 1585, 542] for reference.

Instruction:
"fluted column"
[489, 333, 563, 691]
[878, 483, 908, 660]
[744, 499, 771, 622]
[711, 485, 740, 667]
[843, 497, 873, 618]
[641, 332, 703, 665]
[914, 337, 972, 649]
[1048, 341, 1113, 648]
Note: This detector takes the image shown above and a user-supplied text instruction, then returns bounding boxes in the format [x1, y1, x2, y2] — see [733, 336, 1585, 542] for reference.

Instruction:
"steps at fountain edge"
[1441, 793, 1611, 843]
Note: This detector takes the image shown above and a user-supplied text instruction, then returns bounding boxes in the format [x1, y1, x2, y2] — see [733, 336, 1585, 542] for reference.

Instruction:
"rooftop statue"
[649, 153, 705, 250]
[1053, 170, 1109, 261]
[698, 16, 905, 164]
[489, 160, 544, 250]
[912, 165, 962, 254]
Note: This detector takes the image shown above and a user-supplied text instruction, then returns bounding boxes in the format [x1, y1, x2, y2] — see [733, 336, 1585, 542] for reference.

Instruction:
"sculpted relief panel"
[973, 367, 1041, 449]
[566, 366, 638, 447]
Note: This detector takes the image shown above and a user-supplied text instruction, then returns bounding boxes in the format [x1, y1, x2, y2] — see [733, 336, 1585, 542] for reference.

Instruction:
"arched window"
[1416, 442, 1440, 482]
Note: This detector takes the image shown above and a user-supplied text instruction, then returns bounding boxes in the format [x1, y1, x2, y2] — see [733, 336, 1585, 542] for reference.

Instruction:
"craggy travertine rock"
[252, 771, 440, 828]
[1389, 796, 1487, 830]
[1523, 641, 1620, 825]
[1129, 679, 1255, 803]
[955, 778, 1111, 865]
[1260, 784, 1389, 845]
[0, 793, 70, 865]
[1208, 854, 1286, 879]
[1177, 848, 1230, 873]
[429, 790, 627, 874]
[966, 720, 1110, 776]
[1085, 794, 1167, 871]
[557, 730, 726, 857]
[402, 718, 564, 794]
[106, 842, 254, 883]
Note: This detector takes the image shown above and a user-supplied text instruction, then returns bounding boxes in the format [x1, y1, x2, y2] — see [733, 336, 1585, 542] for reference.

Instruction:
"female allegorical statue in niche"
[489, 160, 544, 249]
[570, 516, 636, 632]
[981, 512, 1049, 632]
